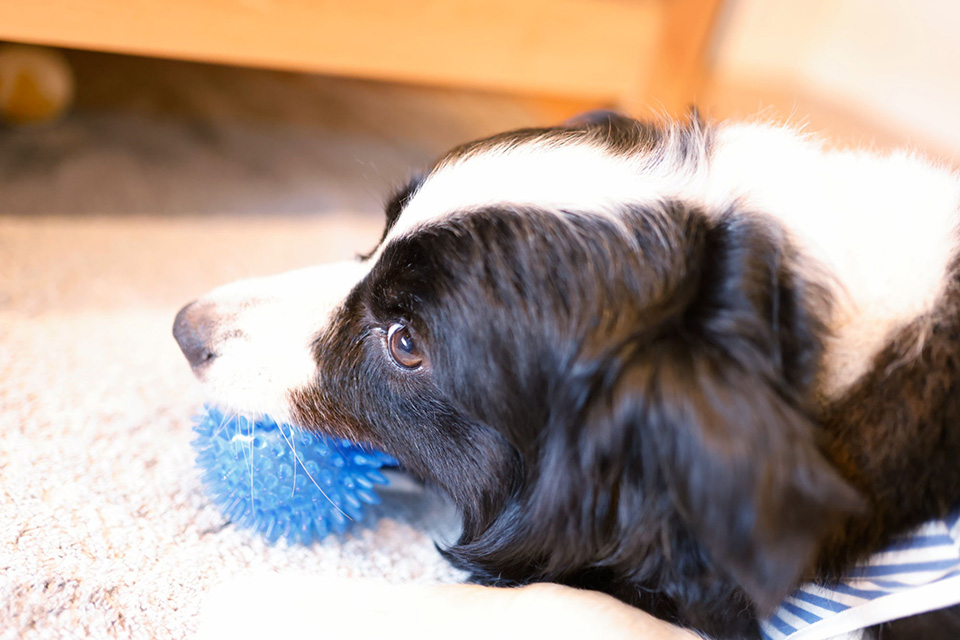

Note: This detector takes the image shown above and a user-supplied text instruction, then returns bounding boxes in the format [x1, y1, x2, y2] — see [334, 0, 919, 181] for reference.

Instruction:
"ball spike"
[192, 405, 397, 544]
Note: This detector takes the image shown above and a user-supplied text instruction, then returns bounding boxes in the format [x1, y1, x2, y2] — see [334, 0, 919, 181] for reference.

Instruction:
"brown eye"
[387, 323, 424, 369]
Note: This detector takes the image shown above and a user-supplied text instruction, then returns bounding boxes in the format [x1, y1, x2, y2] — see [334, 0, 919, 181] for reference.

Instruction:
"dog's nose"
[173, 301, 217, 370]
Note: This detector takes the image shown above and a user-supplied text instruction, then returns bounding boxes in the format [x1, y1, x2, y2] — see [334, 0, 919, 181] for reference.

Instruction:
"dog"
[174, 111, 960, 639]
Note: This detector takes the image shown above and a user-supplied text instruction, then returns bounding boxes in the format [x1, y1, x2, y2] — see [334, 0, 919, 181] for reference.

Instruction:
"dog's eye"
[387, 323, 424, 369]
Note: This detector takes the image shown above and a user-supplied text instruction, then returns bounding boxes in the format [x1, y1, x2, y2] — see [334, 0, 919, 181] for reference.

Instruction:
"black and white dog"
[175, 112, 960, 639]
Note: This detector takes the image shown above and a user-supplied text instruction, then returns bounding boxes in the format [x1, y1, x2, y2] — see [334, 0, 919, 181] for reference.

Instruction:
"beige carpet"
[0, 49, 562, 640]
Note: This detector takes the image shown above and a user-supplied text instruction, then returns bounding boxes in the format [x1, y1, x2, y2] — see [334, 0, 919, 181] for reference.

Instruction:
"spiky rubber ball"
[192, 406, 396, 544]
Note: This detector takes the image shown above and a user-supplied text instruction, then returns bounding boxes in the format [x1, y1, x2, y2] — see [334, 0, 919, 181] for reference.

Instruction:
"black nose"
[173, 301, 217, 370]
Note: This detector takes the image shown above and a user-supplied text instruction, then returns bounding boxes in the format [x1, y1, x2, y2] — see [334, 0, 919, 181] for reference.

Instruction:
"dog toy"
[192, 406, 396, 544]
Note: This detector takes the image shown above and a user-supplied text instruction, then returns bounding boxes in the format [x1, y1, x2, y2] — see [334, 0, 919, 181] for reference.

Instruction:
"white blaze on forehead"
[382, 137, 698, 250]
[195, 260, 372, 423]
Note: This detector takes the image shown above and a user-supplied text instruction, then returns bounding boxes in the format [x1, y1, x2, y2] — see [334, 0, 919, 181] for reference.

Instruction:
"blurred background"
[2, 3, 960, 638]
[1, 0, 958, 220]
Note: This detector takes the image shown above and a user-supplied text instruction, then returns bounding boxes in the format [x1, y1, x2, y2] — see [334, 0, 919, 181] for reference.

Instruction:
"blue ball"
[192, 406, 397, 544]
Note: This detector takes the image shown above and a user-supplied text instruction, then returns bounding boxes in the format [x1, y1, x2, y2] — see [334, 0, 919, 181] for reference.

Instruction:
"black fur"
[293, 200, 872, 638]
[438, 110, 673, 166]
[816, 261, 960, 578]
[286, 116, 960, 638]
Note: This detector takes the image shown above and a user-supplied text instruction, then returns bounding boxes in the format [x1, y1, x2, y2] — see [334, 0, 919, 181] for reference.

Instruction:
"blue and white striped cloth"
[761, 509, 960, 640]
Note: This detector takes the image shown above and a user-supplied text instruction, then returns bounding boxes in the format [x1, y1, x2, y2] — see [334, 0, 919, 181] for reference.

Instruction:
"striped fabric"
[761, 509, 960, 640]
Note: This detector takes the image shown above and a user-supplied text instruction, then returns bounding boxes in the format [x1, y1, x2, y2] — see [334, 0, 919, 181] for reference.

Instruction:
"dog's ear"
[656, 215, 864, 611]
[636, 342, 861, 613]
[543, 211, 862, 614]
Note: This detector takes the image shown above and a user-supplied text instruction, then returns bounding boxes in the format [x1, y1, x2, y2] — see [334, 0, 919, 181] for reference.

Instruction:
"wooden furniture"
[0, 0, 721, 115]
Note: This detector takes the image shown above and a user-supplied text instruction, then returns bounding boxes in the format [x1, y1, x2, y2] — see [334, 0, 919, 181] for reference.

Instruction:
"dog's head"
[174, 112, 860, 635]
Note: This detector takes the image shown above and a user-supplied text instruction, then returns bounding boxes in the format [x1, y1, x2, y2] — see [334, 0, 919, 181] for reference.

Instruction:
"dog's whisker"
[289, 426, 297, 499]
[276, 423, 352, 522]
[249, 414, 256, 514]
